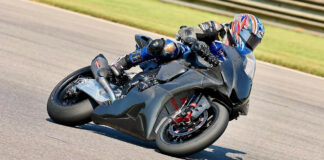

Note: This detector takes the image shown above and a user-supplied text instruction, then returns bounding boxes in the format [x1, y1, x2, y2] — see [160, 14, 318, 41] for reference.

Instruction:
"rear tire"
[47, 66, 96, 126]
[156, 101, 229, 157]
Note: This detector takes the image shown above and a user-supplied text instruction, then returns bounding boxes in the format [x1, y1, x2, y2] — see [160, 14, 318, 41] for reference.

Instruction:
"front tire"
[47, 66, 96, 126]
[156, 101, 229, 157]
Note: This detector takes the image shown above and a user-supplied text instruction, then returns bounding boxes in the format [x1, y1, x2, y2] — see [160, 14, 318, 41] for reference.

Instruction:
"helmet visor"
[239, 29, 261, 51]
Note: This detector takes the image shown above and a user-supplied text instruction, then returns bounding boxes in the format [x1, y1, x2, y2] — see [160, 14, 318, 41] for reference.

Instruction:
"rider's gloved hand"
[197, 21, 225, 44]
[175, 26, 200, 46]
[198, 21, 223, 34]
[191, 40, 220, 67]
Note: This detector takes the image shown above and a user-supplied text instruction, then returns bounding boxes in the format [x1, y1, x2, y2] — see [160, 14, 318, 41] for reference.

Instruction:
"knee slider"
[147, 38, 165, 56]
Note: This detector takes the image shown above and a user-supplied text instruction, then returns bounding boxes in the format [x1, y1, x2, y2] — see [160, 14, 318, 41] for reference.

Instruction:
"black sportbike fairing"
[92, 45, 252, 141]
[218, 45, 252, 112]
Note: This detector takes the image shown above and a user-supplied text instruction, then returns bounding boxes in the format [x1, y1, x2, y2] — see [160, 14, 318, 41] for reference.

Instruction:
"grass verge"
[34, 0, 324, 77]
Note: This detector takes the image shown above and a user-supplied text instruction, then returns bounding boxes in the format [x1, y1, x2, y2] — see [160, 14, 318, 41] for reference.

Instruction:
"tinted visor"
[239, 29, 262, 51]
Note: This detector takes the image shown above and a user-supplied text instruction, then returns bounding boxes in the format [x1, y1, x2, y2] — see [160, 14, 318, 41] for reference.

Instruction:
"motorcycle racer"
[105, 13, 265, 82]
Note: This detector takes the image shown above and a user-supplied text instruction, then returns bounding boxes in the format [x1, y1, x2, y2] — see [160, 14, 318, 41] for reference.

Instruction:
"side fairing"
[220, 45, 253, 103]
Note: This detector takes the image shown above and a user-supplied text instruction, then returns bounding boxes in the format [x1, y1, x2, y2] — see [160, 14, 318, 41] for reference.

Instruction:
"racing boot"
[110, 55, 133, 78]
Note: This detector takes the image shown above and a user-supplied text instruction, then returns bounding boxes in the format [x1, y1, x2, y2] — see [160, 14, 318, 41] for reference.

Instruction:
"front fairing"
[244, 52, 256, 79]
[219, 44, 254, 104]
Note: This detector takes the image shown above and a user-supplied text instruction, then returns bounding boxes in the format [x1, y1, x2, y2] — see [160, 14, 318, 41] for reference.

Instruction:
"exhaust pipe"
[91, 54, 116, 103]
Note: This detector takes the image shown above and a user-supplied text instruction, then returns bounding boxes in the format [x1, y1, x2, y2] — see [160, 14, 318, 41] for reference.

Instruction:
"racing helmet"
[230, 14, 265, 55]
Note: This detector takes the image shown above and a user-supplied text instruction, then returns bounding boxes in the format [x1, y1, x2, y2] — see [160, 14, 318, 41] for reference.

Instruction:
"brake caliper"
[173, 102, 197, 123]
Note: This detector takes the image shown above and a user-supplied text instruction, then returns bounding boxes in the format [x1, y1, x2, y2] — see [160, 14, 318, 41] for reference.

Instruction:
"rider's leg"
[110, 38, 166, 76]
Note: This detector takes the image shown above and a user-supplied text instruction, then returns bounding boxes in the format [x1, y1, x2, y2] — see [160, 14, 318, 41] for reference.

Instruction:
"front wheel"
[47, 66, 97, 126]
[156, 101, 229, 157]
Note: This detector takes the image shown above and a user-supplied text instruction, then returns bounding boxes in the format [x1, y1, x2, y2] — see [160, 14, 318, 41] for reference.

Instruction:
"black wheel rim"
[55, 71, 93, 107]
[161, 104, 219, 144]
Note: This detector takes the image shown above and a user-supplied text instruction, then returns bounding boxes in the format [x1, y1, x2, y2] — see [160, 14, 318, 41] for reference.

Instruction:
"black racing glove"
[197, 21, 226, 44]
[175, 26, 199, 46]
[191, 40, 219, 67]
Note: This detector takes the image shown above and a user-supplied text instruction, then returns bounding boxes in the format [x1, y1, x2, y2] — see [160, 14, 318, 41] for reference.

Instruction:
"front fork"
[171, 92, 211, 124]
[172, 93, 201, 123]
[171, 93, 210, 123]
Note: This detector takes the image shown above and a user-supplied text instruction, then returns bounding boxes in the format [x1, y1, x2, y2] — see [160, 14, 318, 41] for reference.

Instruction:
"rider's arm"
[191, 40, 219, 67]
[196, 21, 228, 44]
[176, 26, 222, 66]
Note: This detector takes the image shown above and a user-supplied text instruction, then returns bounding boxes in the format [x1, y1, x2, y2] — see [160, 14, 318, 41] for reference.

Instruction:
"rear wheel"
[47, 66, 97, 126]
[156, 100, 229, 157]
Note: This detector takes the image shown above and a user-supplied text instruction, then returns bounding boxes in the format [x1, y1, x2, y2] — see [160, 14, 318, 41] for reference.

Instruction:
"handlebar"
[178, 41, 220, 67]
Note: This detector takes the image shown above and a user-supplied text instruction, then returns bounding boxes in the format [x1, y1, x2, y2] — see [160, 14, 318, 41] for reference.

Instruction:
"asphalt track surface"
[0, 1, 323, 160]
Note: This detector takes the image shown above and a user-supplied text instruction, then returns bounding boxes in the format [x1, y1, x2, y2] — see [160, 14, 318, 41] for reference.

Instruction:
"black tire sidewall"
[47, 66, 95, 126]
[156, 101, 229, 157]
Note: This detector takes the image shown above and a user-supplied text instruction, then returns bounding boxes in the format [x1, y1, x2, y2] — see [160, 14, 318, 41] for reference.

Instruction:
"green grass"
[35, 0, 324, 77]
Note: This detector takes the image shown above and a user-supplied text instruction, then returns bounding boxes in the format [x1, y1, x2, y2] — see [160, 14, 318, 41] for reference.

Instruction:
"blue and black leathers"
[111, 38, 225, 75]
[111, 38, 187, 74]
[109, 25, 228, 82]
[129, 39, 181, 66]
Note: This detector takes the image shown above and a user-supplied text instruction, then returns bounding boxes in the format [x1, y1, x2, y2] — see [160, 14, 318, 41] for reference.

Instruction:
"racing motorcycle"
[47, 35, 256, 157]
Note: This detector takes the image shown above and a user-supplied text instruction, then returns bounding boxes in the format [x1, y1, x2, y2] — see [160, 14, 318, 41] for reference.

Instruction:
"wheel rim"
[161, 105, 218, 144]
[55, 72, 93, 106]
